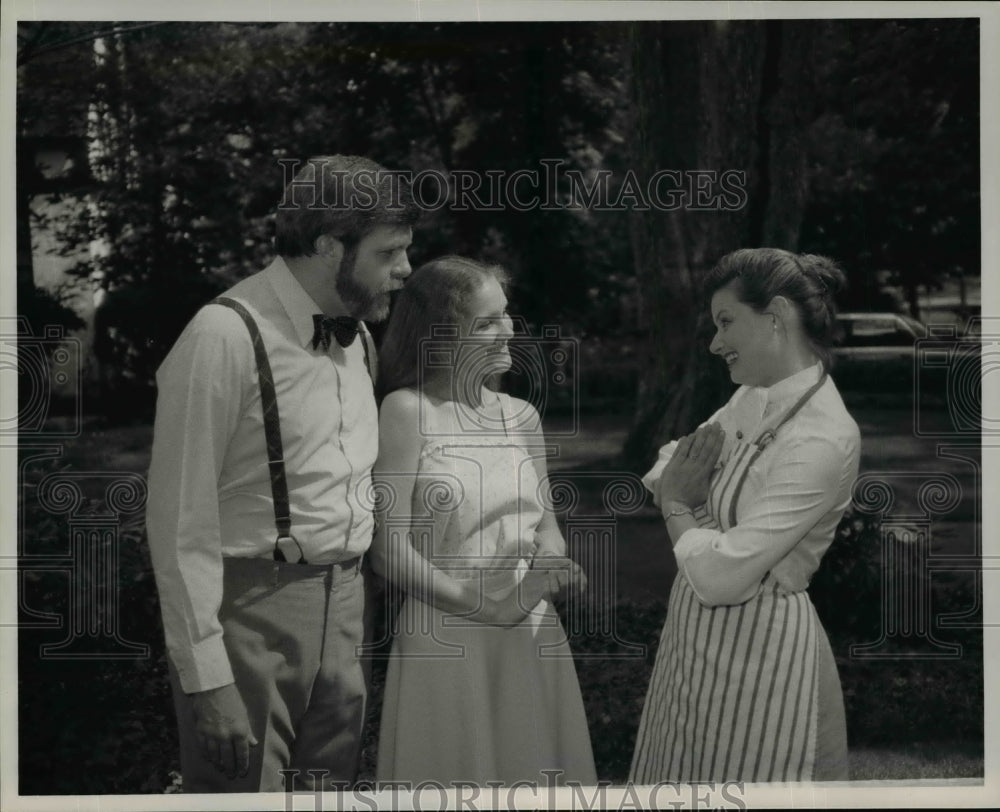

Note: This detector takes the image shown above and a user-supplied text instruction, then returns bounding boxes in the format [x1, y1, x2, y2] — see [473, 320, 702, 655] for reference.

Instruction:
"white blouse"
[643, 363, 861, 607]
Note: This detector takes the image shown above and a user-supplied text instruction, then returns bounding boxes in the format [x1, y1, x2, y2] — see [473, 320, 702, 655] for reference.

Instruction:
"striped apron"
[630, 572, 826, 783]
[630, 375, 846, 783]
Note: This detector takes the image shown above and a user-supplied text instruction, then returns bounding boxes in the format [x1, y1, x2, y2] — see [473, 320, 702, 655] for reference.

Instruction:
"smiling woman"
[631, 248, 859, 784]
[707, 248, 846, 387]
[369, 256, 597, 786]
[375, 256, 513, 400]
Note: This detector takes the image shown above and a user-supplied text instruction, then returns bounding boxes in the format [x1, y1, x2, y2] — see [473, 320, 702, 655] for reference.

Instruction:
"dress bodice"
[409, 393, 544, 583]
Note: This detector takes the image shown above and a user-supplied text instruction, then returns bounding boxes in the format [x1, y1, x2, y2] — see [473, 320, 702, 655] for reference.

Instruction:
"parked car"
[833, 312, 927, 362]
[830, 312, 926, 393]
[831, 312, 979, 405]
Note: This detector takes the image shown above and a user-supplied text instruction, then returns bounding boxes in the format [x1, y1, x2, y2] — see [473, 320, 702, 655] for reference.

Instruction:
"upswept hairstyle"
[702, 247, 847, 369]
[274, 154, 420, 257]
[377, 256, 510, 401]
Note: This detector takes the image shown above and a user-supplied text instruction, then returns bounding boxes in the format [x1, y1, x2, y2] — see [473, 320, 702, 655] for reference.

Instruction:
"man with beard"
[146, 155, 418, 792]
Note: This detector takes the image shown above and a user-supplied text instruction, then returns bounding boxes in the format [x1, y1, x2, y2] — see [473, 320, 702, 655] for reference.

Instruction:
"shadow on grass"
[355, 595, 983, 787]
[16, 406, 984, 792]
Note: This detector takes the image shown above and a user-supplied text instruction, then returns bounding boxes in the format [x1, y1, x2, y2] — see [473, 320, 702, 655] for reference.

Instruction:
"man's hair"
[274, 155, 419, 257]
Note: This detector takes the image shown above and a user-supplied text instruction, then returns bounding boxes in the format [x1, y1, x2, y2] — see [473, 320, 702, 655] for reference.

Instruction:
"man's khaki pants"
[169, 556, 371, 793]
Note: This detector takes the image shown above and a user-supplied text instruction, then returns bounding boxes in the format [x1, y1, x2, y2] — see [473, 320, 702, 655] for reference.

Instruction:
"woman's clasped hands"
[486, 555, 588, 628]
[533, 553, 588, 601]
[657, 422, 725, 510]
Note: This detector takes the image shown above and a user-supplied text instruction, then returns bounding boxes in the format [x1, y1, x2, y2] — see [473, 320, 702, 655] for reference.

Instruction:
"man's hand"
[189, 683, 258, 779]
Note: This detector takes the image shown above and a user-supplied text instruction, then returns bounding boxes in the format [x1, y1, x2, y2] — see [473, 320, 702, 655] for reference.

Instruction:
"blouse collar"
[760, 362, 824, 410]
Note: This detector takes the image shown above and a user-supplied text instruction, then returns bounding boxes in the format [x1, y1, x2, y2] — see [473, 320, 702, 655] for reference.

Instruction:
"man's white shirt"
[146, 257, 377, 693]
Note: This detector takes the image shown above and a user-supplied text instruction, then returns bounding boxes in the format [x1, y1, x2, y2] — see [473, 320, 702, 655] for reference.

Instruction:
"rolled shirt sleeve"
[146, 307, 249, 694]
[672, 433, 853, 607]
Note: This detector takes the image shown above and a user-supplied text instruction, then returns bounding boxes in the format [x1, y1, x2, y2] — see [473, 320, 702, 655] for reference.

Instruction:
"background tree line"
[14, 17, 983, 793]
[17, 18, 979, 467]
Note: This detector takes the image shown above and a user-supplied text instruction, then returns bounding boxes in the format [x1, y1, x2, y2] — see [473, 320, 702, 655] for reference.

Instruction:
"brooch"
[756, 430, 776, 450]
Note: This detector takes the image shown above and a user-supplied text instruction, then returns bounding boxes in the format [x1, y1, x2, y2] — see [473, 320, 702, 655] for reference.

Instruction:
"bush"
[93, 276, 224, 401]
[17, 461, 982, 792]
[18, 453, 178, 794]
[18, 283, 85, 335]
[810, 507, 983, 749]
[809, 507, 886, 642]
[567, 601, 666, 782]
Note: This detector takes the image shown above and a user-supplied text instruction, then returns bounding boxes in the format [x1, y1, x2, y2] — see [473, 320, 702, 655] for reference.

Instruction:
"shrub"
[18, 453, 178, 794]
[16, 459, 982, 791]
[810, 507, 983, 749]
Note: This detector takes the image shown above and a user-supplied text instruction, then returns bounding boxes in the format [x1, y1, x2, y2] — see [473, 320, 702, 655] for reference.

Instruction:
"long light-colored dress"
[630, 364, 859, 783]
[376, 392, 597, 786]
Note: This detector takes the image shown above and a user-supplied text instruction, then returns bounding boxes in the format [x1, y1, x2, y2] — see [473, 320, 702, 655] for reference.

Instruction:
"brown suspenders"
[211, 297, 375, 564]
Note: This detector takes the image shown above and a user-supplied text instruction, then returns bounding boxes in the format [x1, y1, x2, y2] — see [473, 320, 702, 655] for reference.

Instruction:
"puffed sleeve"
[672, 431, 856, 606]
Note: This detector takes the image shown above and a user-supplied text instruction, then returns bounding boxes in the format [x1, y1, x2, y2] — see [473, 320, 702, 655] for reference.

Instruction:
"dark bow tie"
[312, 314, 360, 351]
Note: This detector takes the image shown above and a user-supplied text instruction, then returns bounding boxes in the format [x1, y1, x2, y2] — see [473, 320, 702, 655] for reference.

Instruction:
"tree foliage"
[16, 19, 978, 428]
[621, 18, 979, 468]
[19, 21, 632, 402]
[800, 18, 980, 315]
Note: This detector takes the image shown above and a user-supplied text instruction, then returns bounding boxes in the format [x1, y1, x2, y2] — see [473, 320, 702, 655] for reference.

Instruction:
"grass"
[15, 411, 986, 792]
[848, 743, 984, 781]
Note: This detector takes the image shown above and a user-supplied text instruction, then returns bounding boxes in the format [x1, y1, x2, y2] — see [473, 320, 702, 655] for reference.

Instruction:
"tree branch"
[17, 22, 168, 67]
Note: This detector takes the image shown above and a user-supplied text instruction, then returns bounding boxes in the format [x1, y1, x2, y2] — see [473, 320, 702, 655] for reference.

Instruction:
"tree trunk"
[16, 163, 35, 304]
[621, 20, 815, 472]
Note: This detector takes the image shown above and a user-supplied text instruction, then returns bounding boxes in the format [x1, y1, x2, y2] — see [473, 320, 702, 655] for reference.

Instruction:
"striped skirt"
[629, 573, 847, 783]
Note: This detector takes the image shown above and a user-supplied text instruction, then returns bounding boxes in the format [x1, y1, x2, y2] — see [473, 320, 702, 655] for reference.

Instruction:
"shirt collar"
[265, 256, 328, 348]
[760, 361, 824, 409]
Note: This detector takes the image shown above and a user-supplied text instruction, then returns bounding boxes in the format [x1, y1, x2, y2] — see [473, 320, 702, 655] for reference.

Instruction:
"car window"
[898, 315, 928, 338]
[838, 317, 917, 347]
